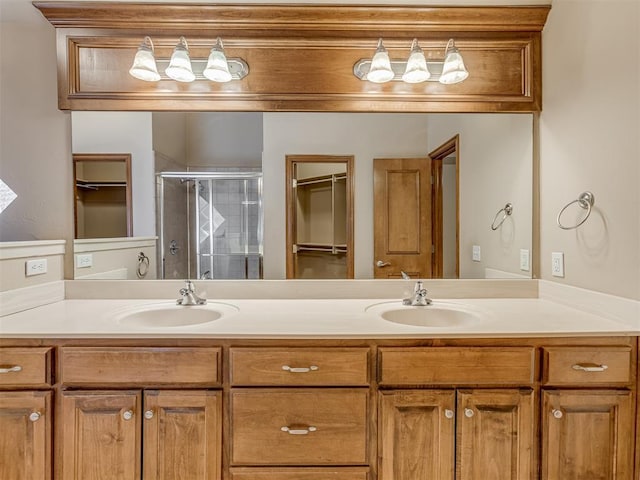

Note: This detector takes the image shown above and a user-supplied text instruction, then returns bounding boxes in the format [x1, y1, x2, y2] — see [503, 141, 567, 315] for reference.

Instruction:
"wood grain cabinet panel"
[59, 347, 220, 387]
[0, 347, 52, 388]
[542, 347, 632, 386]
[457, 389, 535, 480]
[143, 390, 222, 480]
[378, 390, 456, 480]
[229, 467, 369, 480]
[231, 388, 368, 466]
[229, 347, 368, 386]
[379, 347, 535, 386]
[0, 391, 51, 480]
[542, 390, 634, 480]
[60, 391, 141, 480]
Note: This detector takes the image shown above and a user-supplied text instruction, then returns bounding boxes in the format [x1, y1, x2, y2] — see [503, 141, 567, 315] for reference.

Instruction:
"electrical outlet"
[520, 249, 530, 271]
[76, 253, 93, 268]
[472, 245, 481, 262]
[26, 258, 47, 276]
[551, 252, 564, 277]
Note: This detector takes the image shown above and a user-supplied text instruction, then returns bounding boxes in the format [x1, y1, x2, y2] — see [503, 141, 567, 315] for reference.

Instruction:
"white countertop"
[0, 297, 637, 339]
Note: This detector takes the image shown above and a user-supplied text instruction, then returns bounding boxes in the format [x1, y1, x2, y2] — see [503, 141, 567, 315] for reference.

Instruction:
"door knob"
[376, 260, 391, 267]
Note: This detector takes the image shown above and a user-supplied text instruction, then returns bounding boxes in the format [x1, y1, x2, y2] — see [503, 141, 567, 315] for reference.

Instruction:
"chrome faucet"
[402, 279, 432, 306]
[177, 280, 207, 306]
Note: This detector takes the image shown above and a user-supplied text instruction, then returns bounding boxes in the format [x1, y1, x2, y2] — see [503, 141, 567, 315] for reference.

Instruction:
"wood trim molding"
[34, 2, 550, 112]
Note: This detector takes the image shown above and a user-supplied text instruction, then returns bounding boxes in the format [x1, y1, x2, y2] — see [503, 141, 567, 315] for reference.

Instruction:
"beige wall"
[74, 238, 157, 280]
[540, 0, 640, 300]
[0, 241, 66, 291]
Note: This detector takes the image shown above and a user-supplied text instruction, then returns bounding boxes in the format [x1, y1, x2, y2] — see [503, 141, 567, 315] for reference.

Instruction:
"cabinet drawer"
[231, 388, 368, 465]
[59, 347, 220, 387]
[230, 467, 369, 480]
[0, 347, 52, 388]
[379, 347, 535, 385]
[230, 348, 369, 386]
[542, 347, 632, 386]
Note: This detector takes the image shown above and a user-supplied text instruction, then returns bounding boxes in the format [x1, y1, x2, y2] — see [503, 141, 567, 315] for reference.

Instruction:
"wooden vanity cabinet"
[57, 346, 222, 480]
[378, 347, 536, 480]
[0, 347, 53, 480]
[540, 346, 635, 480]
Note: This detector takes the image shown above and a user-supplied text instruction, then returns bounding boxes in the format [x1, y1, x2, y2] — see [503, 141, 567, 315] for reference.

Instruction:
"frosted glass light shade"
[129, 37, 160, 82]
[402, 39, 430, 83]
[166, 37, 195, 83]
[367, 38, 394, 83]
[203, 38, 232, 83]
[439, 39, 469, 85]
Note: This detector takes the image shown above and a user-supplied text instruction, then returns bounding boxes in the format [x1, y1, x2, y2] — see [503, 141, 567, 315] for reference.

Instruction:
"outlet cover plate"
[472, 245, 481, 262]
[76, 253, 93, 269]
[26, 258, 47, 276]
[551, 252, 564, 277]
[520, 249, 530, 271]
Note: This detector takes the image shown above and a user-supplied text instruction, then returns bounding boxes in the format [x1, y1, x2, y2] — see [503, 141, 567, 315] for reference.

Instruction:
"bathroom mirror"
[71, 111, 533, 280]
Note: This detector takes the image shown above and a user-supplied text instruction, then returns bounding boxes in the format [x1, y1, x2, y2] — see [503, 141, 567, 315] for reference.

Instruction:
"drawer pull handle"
[122, 410, 133, 421]
[0, 365, 22, 374]
[444, 409, 454, 419]
[464, 408, 474, 418]
[281, 425, 317, 435]
[572, 363, 608, 372]
[552, 409, 563, 419]
[282, 365, 319, 373]
[29, 412, 41, 422]
[144, 410, 154, 420]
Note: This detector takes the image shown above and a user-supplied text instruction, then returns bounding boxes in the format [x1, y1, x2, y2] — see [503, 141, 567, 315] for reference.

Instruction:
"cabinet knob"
[144, 410, 154, 420]
[552, 409, 563, 419]
[122, 410, 134, 421]
[281, 425, 317, 435]
[444, 409, 454, 419]
[464, 408, 474, 418]
[29, 411, 41, 422]
[282, 365, 319, 373]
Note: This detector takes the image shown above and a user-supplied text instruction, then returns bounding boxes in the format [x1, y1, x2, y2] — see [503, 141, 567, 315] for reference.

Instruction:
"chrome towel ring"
[491, 203, 513, 230]
[557, 191, 595, 230]
[137, 251, 150, 278]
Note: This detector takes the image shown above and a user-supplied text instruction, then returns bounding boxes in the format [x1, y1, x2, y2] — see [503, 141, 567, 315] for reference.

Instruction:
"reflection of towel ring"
[557, 191, 595, 230]
[137, 251, 150, 278]
[491, 203, 513, 230]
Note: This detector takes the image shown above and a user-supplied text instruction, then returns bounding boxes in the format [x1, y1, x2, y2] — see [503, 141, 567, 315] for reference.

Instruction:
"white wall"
[263, 113, 430, 278]
[427, 114, 533, 279]
[72, 112, 156, 236]
[0, 0, 71, 254]
[540, 0, 640, 300]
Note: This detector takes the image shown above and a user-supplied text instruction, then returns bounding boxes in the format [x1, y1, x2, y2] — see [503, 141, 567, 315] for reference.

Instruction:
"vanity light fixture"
[166, 36, 195, 82]
[129, 36, 161, 82]
[402, 39, 430, 83]
[203, 38, 232, 82]
[129, 36, 249, 83]
[439, 39, 469, 85]
[354, 38, 468, 85]
[366, 38, 395, 83]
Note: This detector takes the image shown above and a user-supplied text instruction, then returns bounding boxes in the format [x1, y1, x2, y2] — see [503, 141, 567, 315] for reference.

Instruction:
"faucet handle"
[184, 280, 195, 292]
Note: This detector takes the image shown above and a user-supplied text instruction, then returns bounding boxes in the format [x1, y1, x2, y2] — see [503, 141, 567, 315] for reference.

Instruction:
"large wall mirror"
[71, 111, 533, 281]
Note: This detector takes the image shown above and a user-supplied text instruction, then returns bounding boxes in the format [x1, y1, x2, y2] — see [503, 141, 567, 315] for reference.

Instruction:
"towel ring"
[491, 203, 513, 230]
[137, 251, 150, 278]
[557, 191, 595, 230]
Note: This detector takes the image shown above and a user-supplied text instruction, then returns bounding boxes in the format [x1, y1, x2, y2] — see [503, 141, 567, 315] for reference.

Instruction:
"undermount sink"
[113, 302, 239, 328]
[366, 301, 484, 328]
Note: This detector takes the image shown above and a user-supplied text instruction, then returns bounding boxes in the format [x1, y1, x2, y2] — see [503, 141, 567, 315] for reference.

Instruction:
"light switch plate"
[472, 245, 481, 262]
[26, 258, 47, 276]
[520, 249, 530, 271]
[551, 252, 564, 277]
[76, 253, 93, 268]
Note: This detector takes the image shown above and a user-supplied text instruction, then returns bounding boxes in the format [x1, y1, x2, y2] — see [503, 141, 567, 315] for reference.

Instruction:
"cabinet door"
[143, 390, 222, 480]
[60, 391, 141, 480]
[379, 390, 455, 480]
[0, 391, 51, 480]
[542, 390, 634, 480]
[457, 389, 535, 480]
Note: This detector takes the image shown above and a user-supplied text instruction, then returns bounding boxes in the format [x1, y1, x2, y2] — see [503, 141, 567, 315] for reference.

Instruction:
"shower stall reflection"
[158, 171, 263, 279]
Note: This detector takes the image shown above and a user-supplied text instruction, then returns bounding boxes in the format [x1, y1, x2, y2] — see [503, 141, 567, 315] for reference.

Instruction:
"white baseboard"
[0, 281, 65, 316]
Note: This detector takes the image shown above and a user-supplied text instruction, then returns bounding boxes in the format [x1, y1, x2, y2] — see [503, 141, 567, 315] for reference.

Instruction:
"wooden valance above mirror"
[34, 2, 550, 112]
